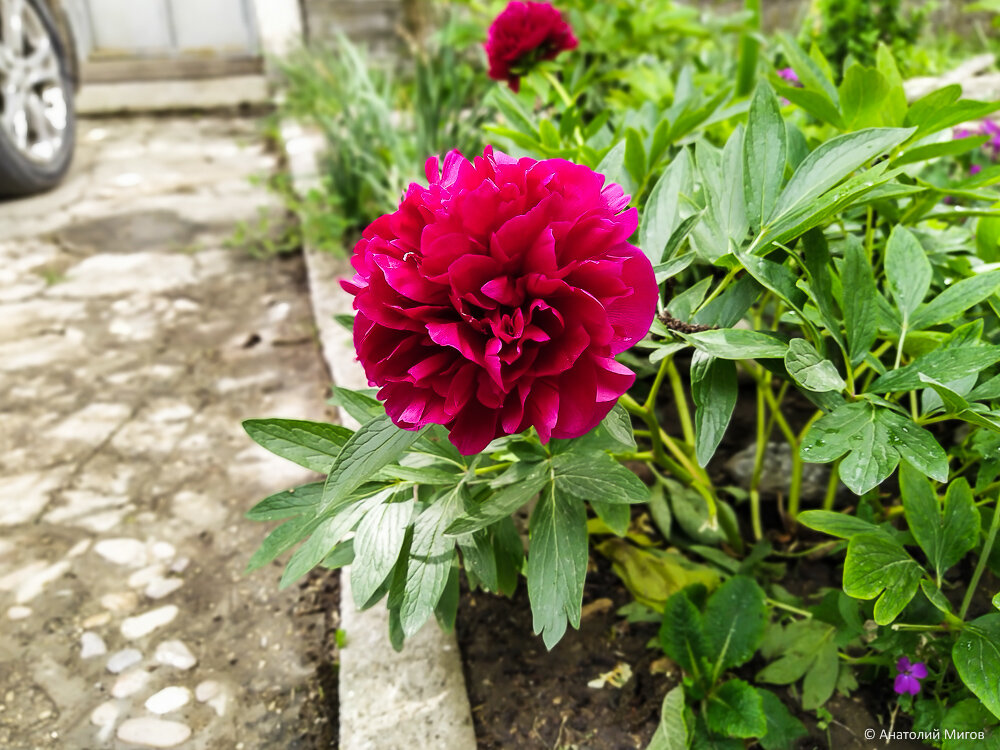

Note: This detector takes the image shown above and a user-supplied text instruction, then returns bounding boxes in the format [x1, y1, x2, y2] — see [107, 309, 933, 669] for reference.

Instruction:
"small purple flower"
[971, 164, 983, 176]
[954, 127, 973, 140]
[894, 657, 927, 696]
[982, 119, 1000, 158]
[777, 67, 802, 87]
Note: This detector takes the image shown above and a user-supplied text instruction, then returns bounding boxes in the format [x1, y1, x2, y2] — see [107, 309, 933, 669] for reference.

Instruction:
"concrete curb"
[279, 121, 478, 750]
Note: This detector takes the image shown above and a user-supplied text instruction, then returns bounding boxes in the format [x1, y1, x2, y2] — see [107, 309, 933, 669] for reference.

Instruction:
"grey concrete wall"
[300, 0, 404, 54]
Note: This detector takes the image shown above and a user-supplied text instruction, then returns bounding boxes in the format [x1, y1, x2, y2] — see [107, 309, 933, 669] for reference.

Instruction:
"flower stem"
[767, 598, 812, 618]
[822, 458, 842, 511]
[694, 267, 738, 316]
[891, 623, 951, 632]
[538, 67, 575, 109]
[959, 498, 1000, 620]
[664, 358, 695, 447]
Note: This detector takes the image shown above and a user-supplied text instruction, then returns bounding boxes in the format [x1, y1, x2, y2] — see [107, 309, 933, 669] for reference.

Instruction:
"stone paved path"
[0, 118, 335, 748]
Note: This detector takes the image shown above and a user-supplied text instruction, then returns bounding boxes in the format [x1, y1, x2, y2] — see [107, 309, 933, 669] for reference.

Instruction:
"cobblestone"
[0, 117, 334, 747]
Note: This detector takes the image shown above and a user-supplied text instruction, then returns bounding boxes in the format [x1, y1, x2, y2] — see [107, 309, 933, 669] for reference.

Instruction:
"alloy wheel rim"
[0, 0, 67, 164]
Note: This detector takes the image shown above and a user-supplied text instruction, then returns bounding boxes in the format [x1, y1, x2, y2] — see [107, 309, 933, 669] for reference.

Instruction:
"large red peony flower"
[485, 1, 578, 92]
[342, 147, 657, 455]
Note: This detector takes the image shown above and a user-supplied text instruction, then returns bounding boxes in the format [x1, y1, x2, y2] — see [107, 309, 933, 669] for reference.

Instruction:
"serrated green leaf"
[759, 689, 808, 750]
[744, 81, 786, 232]
[704, 576, 768, 672]
[843, 533, 923, 625]
[243, 419, 352, 474]
[706, 680, 766, 738]
[785, 339, 846, 393]
[528, 482, 589, 649]
[953, 614, 1000, 721]
[660, 588, 708, 678]
[692, 352, 738, 467]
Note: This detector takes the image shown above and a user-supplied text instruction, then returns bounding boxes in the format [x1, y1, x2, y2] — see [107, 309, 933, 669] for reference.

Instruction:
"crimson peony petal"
[343, 147, 656, 454]
[484, 2, 578, 92]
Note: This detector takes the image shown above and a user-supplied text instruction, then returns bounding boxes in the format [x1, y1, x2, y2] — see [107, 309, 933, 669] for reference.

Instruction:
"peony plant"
[250, 1, 1000, 744]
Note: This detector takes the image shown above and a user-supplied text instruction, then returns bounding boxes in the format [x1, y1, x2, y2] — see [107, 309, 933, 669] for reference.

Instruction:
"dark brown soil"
[296, 568, 342, 749]
[458, 557, 673, 749]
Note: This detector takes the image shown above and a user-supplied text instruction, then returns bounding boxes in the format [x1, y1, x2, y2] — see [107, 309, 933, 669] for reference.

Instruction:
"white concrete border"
[280, 121, 477, 750]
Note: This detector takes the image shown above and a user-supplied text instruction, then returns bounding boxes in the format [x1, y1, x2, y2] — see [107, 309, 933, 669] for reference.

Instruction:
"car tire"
[0, 0, 76, 197]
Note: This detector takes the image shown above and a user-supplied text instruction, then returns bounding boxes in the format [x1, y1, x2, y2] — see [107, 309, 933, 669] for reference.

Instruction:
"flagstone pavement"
[0, 116, 337, 749]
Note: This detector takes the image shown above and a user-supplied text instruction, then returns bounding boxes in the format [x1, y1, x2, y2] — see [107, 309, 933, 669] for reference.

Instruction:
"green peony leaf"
[527, 482, 589, 649]
[691, 352, 738, 467]
[243, 418, 352, 474]
[843, 532, 923, 624]
[953, 613, 1000, 721]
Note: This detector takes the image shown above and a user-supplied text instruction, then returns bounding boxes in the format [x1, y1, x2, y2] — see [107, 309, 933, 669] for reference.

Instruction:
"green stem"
[894, 323, 907, 370]
[890, 623, 951, 632]
[474, 462, 512, 475]
[620, 394, 695, 484]
[693, 267, 739, 316]
[959, 499, 1000, 620]
[538, 67, 574, 109]
[822, 458, 842, 511]
[767, 598, 812, 618]
[665, 358, 696, 447]
[749, 383, 767, 541]
[613, 451, 654, 462]
[644, 355, 671, 411]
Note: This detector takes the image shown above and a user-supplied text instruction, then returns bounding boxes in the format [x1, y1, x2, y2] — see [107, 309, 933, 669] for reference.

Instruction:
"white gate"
[82, 0, 260, 60]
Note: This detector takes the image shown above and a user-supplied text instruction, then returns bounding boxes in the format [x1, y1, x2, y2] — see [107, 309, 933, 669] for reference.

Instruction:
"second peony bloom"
[485, 1, 578, 92]
[342, 147, 657, 455]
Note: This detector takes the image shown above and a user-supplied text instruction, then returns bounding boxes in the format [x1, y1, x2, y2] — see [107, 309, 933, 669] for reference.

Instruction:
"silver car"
[0, 0, 81, 196]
